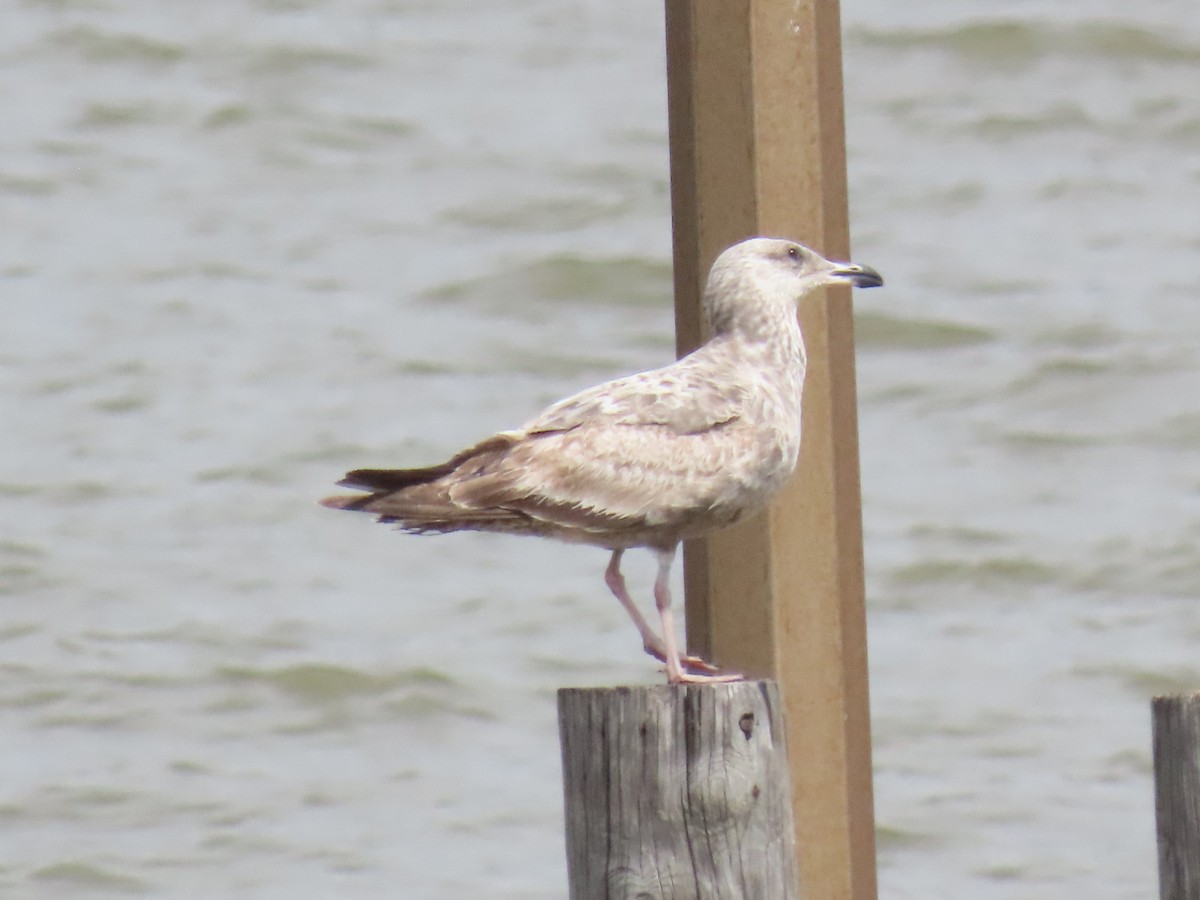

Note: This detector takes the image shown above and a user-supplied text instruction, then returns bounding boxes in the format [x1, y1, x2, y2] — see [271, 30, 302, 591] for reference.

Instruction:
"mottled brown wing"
[324, 353, 755, 537]
[446, 416, 762, 536]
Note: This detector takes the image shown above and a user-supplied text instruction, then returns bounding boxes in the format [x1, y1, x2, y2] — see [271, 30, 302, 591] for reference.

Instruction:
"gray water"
[2, 1, 1199, 897]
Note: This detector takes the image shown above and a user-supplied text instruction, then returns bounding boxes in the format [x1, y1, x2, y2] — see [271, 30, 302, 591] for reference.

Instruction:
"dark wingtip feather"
[338, 466, 451, 493]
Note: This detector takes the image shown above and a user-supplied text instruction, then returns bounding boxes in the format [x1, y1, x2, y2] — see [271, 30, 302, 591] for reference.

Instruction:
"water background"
[3, 1, 1199, 897]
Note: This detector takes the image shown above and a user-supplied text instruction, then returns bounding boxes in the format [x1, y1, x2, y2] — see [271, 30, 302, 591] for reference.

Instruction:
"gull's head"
[715, 237, 883, 292]
[704, 237, 883, 338]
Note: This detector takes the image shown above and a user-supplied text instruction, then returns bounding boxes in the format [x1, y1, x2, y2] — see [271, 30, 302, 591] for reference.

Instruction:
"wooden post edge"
[1152, 691, 1200, 900]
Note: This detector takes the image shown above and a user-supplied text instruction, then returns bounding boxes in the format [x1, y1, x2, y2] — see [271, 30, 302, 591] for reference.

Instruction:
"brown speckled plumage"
[322, 237, 882, 682]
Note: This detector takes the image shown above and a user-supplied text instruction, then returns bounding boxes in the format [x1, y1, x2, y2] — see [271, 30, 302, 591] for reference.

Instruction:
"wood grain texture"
[559, 681, 800, 900]
[1153, 692, 1200, 900]
[664, 1, 877, 897]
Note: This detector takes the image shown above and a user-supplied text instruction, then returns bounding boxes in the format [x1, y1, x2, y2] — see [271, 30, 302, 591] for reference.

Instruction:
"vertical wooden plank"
[664, 2, 877, 899]
[1152, 692, 1200, 900]
[559, 682, 800, 900]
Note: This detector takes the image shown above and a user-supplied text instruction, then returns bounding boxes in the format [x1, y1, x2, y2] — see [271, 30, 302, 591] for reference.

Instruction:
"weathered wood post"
[559, 681, 800, 899]
[665, 2, 877, 898]
[1153, 692, 1200, 899]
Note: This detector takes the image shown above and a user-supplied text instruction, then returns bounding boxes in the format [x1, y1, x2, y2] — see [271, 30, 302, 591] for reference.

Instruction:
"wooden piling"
[559, 681, 800, 900]
[1153, 692, 1200, 900]
[664, 2, 876, 898]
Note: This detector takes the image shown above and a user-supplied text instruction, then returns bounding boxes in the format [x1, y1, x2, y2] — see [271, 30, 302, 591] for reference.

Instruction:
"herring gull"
[321, 237, 882, 683]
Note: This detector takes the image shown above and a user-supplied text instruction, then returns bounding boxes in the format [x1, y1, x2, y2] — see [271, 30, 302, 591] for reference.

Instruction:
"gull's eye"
[787, 246, 801, 261]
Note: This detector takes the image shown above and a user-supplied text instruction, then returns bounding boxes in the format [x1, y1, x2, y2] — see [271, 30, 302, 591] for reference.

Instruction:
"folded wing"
[320, 358, 758, 541]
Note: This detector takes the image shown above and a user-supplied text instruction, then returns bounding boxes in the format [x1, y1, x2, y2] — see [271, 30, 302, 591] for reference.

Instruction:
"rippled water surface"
[3, 1, 1199, 897]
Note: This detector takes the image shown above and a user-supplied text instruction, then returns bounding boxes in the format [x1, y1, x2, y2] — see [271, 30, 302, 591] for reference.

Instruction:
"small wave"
[1074, 663, 1200, 698]
[890, 556, 1058, 588]
[425, 254, 672, 311]
[217, 662, 453, 703]
[49, 25, 185, 67]
[240, 44, 376, 76]
[31, 861, 151, 893]
[850, 20, 1200, 66]
[855, 310, 995, 351]
[443, 193, 633, 232]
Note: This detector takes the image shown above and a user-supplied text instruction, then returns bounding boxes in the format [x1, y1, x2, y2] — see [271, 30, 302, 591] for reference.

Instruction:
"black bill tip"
[833, 263, 883, 289]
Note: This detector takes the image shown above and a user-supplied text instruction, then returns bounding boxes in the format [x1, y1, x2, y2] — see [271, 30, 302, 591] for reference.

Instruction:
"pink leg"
[651, 546, 741, 685]
[604, 549, 720, 674]
[605, 550, 666, 658]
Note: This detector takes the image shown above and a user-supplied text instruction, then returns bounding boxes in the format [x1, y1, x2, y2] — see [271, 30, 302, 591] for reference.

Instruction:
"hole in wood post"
[739, 712, 754, 740]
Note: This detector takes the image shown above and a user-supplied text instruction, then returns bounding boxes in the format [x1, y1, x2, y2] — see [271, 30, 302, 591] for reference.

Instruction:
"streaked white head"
[703, 237, 883, 340]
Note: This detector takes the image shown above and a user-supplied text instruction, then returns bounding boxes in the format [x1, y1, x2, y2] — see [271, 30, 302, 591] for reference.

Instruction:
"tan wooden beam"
[664, 2, 878, 898]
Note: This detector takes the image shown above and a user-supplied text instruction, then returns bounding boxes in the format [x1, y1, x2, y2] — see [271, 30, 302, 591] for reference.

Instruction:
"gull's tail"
[320, 463, 456, 511]
[319, 434, 529, 533]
